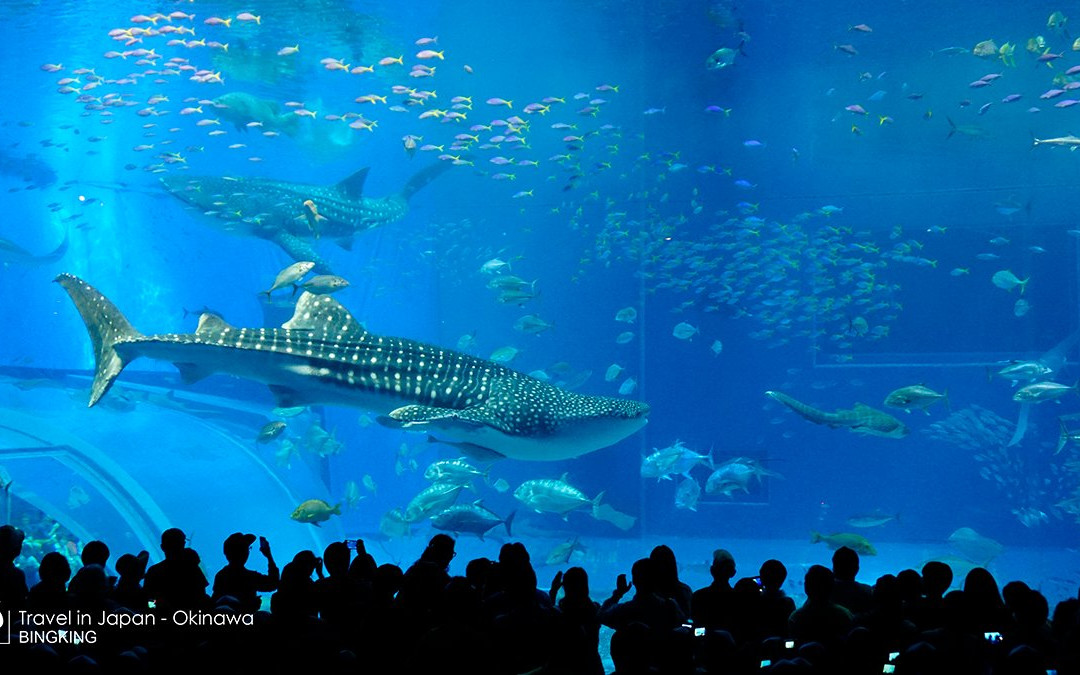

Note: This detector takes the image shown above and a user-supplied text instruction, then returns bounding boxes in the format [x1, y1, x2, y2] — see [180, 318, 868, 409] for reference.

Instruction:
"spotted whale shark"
[765, 390, 908, 439]
[160, 162, 451, 273]
[56, 275, 649, 461]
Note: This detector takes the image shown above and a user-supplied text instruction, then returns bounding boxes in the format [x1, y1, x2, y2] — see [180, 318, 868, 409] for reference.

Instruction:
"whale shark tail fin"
[54, 274, 143, 407]
[42, 231, 68, 264]
[277, 110, 301, 137]
[401, 161, 455, 201]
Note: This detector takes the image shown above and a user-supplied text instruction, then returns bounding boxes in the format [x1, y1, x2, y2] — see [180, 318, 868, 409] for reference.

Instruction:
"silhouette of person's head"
[760, 558, 787, 590]
[465, 557, 491, 591]
[223, 533, 255, 565]
[496, 542, 537, 597]
[1014, 588, 1049, 627]
[421, 534, 456, 569]
[963, 567, 1002, 604]
[831, 546, 859, 581]
[710, 548, 736, 583]
[291, 550, 319, 578]
[160, 528, 187, 559]
[81, 541, 109, 568]
[630, 557, 655, 595]
[116, 552, 148, 581]
[38, 552, 72, 587]
[349, 552, 376, 582]
[498, 541, 530, 568]
[896, 568, 922, 601]
[280, 560, 311, 588]
[1002, 580, 1030, 610]
[0, 524, 25, 563]
[373, 563, 404, 599]
[942, 589, 966, 627]
[70, 564, 108, 605]
[921, 561, 952, 598]
[649, 545, 679, 588]
[562, 566, 590, 600]
[803, 565, 834, 602]
[1003, 644, 1045, 674]
[323, 542, 350, 578]
[872, 574, 901, 610]
[899, 641, 941, 673]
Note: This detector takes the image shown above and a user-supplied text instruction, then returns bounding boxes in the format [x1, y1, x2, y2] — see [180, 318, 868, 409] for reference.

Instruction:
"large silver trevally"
[883, 385, 948, 414]
[404, 483, 466, 523]
[706, 46, 739, 70]
[674, 476, 702, 511]
[1012, 380, 1077, 403]
[430, 501, 514, 540]
[513, 474, 603, 518]
[995, 360, 1053, 385]
[641, 440, 713, 481]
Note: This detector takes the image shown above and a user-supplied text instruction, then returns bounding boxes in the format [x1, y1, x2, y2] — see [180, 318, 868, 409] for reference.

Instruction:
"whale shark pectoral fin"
[174, 362, 213, 384]
[378, 404, 513, 437]
[454, 405, 517, 432]
[457, 444, 506, 462]
[268, 384, 316, 408]
[270, 231, 333, 274]
[377, 405, 456, 429]
[378, 404, 478, 428]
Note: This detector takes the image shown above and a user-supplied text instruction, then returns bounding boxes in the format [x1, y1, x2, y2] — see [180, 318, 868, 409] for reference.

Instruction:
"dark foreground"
[1, 523, 1077, 674]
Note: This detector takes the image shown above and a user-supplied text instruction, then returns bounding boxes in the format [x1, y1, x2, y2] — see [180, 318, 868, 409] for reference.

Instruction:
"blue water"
[1, 0, 1079, 603]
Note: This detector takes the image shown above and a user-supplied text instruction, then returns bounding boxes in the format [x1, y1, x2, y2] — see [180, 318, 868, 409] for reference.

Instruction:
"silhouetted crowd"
[2, 522, 1079, 674]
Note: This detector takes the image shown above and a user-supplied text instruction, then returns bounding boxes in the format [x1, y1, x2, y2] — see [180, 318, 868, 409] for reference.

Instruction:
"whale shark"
[211, 92, 301, 136]
[765, 390, 908, 439]
[56, 274, 649, 461]
[160, 162, 451, 273]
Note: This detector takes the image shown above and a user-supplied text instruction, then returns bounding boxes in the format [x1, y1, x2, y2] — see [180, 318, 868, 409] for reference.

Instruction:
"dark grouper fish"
[159, 163, 452, 273]
[56, 275, 649, 461]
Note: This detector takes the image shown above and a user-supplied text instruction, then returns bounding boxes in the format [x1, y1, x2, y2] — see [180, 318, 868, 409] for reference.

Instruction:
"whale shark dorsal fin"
[283, 292, 368, 340]
[337, 167, 369, 200]
[195, 312, 234, 336]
